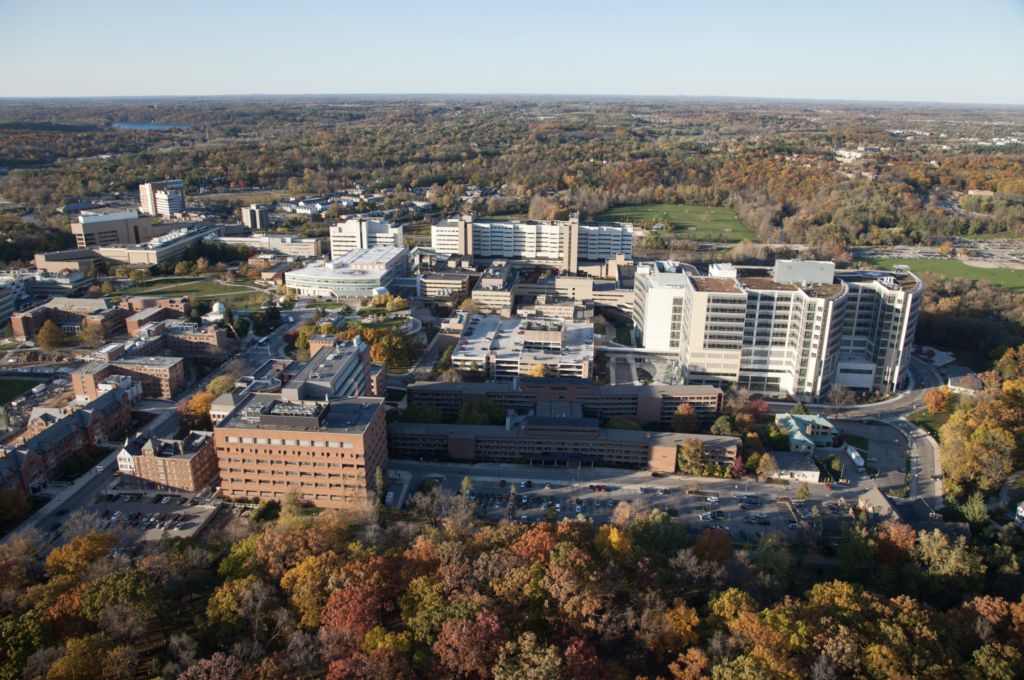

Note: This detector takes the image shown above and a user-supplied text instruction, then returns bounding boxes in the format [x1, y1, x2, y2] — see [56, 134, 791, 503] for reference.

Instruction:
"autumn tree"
[35, 320, 65, 351]
[432, 609, 507, 679]
[693, 529, 733, 567]
[0, 489, 32, 524]
[206, 376, 236, 396]
[795, 481, 811, 501]
[492, 632, 565, 680]
[47, 636, 107, 680]
[46, 532, 118, 576]
[526, 364, 550, 378]
[178, 392, 216, 431]
[758, 453, 779, 480]
[827, 384, 856, 419]
[319, 586, 384, 662]
[924, 386, 953, 413]
[79, 323, 105, 349]
[670, 404, 700, 433]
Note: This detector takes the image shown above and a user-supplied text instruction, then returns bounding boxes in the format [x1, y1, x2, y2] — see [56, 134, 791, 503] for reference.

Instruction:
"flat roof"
[452, 315, 594, 367]
[691, 277, 742, 293]
[218, 393, 383, 435]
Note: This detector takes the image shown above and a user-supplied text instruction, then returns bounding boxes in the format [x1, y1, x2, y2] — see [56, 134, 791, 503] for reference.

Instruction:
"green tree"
[401, 403, 443, 424]
[460, 476, 474, 496]
[456, 396, 505, 426]
[710, 415, 734, 435]
[677, 438, 707, 473]
[795, 482, 811, 501]
[962, 491, 988, 525]
[789, 402, 808, 415]
[100, 281, 115, 296]
[35, 320, 65, 351]
[47, 636, 106, 680]
[671, 404, 700, 433]
[80, 568, 159, 621]
[605, 417, 641, 430]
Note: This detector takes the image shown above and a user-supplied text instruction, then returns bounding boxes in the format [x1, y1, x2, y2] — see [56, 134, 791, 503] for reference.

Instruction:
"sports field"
[0, 379, 41, 406]
[118, 277, 263, 299]
[861, 257, 1024, 291]
[596, 204, 759, 243]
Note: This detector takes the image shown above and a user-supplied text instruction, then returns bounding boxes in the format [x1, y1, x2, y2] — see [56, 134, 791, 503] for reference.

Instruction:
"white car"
[161, 496, 171, 505]
[111, 511, 122, 521]
[754, 512, 768, 519]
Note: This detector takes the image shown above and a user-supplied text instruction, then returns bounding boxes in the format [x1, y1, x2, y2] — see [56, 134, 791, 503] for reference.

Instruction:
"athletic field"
[596, 204, 759, 243]
[861, 257, 1024, 291]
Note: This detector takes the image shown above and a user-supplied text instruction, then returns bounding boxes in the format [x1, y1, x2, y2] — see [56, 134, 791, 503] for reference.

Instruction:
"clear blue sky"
[2, 0, 1023, 104]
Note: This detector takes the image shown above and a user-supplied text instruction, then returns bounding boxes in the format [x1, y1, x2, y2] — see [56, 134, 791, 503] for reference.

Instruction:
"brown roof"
[691, 277, 742, 293]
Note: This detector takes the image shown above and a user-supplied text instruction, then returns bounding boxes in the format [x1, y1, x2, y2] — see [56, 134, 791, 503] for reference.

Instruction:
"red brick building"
[117, 431, 219, 493]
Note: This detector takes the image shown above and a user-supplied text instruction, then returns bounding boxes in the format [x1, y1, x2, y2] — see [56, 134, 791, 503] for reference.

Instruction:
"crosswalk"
[878, 416, 903, 423]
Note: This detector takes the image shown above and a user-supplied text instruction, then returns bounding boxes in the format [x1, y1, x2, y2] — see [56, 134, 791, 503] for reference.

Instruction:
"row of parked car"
[101, 510, 190, 531]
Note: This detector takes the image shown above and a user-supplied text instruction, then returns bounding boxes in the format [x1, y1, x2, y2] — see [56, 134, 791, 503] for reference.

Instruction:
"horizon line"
[1, 93, 1023, 108]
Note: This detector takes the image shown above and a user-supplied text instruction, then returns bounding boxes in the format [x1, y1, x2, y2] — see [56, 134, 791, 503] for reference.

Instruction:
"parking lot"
[43, 493, 220, 551]
[413, 464, 855, 544]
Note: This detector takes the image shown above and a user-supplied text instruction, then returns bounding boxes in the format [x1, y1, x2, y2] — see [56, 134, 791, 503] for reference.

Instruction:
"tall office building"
[240, 204, 270, 231]
[430, 212, 633, 273]
[632, 261, 921, 400]
[139, 180, 185, 217]
[330, 218, 403, 258]
[72, 209, 175, 247]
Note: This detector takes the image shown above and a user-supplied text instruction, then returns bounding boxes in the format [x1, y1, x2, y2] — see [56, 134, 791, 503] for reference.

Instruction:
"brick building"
[387, 402, 739, 473]
[0, 386, 134, 492]
[11, 298, 127, 341]
[72, 356, 186, 400]
[214, 395, 387, 508]
[117, 431, 219, 493]
[125, 307, 176, 335]
[369, 364, 387, 398]
[130, 322, 229, 357]
[406, 378, 723, 425]
[119, 296, 191, 316]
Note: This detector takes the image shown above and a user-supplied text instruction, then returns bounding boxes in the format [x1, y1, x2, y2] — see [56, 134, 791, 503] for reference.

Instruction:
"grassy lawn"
[0, 378, 41, 406]
[596, 204, 760, 243]
[235, 295, 273, 310]
[198, 190, 294, 205]
[116, 276, 201, 293]
[844, 434, 870, 450]
[860, 257, 1024, 291]
[119, 278, 264, 300]
[907, 408, 952, 438]
[386, 388, 407, 402]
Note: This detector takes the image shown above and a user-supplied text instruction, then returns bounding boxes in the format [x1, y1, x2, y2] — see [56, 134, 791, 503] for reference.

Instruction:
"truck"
[31, 384, 46, 395]
[846, 445, 865, 469]
[384, 492, 394, 507]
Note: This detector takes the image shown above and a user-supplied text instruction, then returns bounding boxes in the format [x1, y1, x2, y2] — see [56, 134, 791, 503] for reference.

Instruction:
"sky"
[2, 0, 1024, 104]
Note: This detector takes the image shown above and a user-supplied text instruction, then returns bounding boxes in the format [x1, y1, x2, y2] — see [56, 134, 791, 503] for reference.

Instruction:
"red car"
[825, 484, 833, 490]
[499, 480, 506, 487]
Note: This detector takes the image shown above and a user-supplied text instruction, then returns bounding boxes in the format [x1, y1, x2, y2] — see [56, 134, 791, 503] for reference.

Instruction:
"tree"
[46, 532, 118, 576]
[280, 551, 346, 630]
[178, 392, 216, 431]
[790, 402, 809, 415]
[670, 404, 700, 433]
[758, 453, 778, 480]
[526, 364, 550, 378]
[320, 587, 384, 662]
[47, 636, 106, 680]
[460, 476, 474, 496]
[605, 417, 641, 430]
[115, 265, 129, 279]
[400, 403, 443, 424]
[101, 646, 139, 680]
[459, 299, 480, 316]
[176, 653, 249, 680]
[962, 491, 989, 525]
[438, 369, 462, 383]
[795, 481, 811, 501]
[433, 610, 507, 679]
[677, 438, 707, 473]
[80, 567, 159, 620]
[374, 467, 387, 507]
[79, 323, 105, 349]
[827, 384, 856, 419]
[0, 489, 32, 524]
[206, 376, 236, 396]
[924, 387, 953, 414]
[100, 281, 115, 296]
[710, 415, 734, 435]
[492, 632, 565, 680]
[35, 320, 65, 351]
[128, 269, 152, 285]
[385, 296, 409, 312]
[693, 529, 733, 566]
[456, 396, 505, 426]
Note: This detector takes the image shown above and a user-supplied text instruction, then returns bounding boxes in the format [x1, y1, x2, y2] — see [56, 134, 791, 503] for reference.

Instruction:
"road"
[769, 355, 944, 507]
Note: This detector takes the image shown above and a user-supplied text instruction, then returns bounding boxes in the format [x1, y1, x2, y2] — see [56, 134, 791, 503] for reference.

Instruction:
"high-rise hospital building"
[632, 260, 922, 400]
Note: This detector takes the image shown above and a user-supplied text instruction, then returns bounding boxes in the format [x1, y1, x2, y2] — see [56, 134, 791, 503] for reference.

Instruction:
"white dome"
[212, 302, 226, 313]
